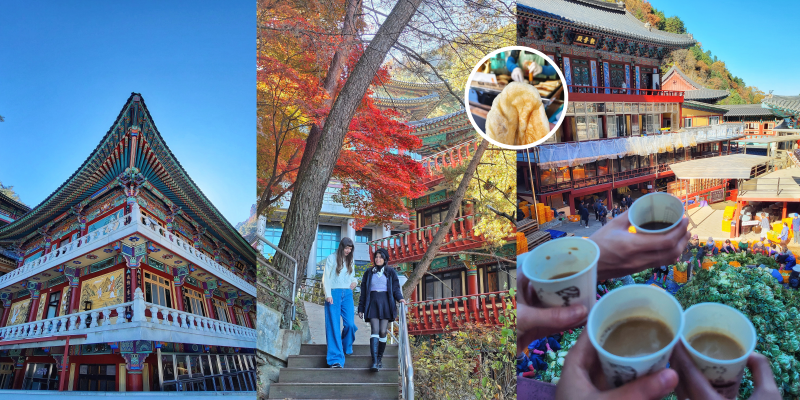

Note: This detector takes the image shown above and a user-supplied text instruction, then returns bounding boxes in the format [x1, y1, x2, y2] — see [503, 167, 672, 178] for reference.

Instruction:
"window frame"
[144, 272, 174, 309]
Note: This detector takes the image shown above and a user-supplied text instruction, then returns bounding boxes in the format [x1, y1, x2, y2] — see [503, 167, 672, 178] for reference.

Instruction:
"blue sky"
[652, 0, 799, 96]
[0, 1, 254, 225]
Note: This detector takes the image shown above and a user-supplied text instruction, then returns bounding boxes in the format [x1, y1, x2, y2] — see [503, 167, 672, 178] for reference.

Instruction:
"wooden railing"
[420, 139, 479, 185]
[367, 214, 481, 264]
[568, 85, 685, 97]
[406, 290, 514, 335]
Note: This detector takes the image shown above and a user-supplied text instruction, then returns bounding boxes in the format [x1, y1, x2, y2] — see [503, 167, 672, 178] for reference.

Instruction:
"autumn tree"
[0, 182, 22, 203]
[258, 0, 515, 326]
[257, 0, 426, 228]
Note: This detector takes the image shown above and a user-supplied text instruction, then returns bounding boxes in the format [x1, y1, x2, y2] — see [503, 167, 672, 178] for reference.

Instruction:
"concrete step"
[268, 383, 398, 399]
[299, 344, 398, 356]
[279, 367, 399, 384]
[288, 354, 398, 369]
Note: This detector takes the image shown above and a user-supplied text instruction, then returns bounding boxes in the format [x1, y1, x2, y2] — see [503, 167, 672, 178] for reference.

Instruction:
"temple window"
[212, 298, 230, 323]
[77, 364, 116, 391]
[144, 272, 173, 309]
[183, 287, 206, 317]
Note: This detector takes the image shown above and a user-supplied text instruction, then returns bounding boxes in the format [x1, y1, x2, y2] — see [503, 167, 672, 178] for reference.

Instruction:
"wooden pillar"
[0, 295, 12, 328]
[26, 284, 42, 323]
[227, 305, 236, 325]
[122, 342, 148, 391]
[464, 259, 479, 311]
[12, 360, 25, 389]
[783, 202, 788, 219]
[65, 267, 82, 314]
[205, 295, 216, 320]
[58, 338, 70, 391]
[174, 284, 185, 312]
[606, 188, 613, 209]
[127, 370, 143, 391]
[0, 306, 9, 328]
[569, 191, 576, 216]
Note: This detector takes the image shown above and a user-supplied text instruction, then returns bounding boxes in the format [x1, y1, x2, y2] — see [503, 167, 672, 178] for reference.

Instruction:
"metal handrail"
[256, 225, 299, 323]
[398, 302, 414, 400]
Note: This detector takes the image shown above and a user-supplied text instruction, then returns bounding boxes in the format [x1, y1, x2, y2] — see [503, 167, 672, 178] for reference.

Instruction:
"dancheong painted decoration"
[0, 94, 256, 393]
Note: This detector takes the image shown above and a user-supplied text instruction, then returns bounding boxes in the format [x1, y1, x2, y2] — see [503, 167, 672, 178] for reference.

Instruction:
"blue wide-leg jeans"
[324, 288, 357, 366]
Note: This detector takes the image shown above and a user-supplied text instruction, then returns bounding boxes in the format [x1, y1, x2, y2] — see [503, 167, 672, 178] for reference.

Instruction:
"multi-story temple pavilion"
[517, 0, 753, 214]
[366, 80, 517, 336]
[0, 94, 257, 394]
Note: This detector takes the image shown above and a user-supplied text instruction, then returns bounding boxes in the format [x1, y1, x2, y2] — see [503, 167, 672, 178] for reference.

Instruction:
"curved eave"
[517, 2, 695, 48]
[0, 93, 255, 268]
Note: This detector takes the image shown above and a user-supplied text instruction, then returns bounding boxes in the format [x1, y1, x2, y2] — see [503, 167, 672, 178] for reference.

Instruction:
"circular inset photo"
[465, 46, 568, 149]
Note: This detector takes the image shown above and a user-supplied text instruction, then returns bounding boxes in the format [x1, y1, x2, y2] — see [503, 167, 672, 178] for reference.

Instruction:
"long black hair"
[373, 248, 390, 274]
[336, 237, 355, 275]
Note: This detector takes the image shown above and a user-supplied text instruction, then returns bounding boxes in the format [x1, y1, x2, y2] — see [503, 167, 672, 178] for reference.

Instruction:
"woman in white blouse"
[322, 237, 358, 368]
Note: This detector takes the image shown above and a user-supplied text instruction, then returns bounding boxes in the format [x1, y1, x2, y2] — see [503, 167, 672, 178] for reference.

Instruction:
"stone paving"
[304, 300, 371, 345]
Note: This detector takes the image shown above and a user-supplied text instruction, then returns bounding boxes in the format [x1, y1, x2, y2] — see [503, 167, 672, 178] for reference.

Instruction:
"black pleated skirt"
[365, 291, 392, 320]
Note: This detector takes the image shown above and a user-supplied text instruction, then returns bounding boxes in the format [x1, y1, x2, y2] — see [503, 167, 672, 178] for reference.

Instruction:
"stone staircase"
[268, 343, 399, 399]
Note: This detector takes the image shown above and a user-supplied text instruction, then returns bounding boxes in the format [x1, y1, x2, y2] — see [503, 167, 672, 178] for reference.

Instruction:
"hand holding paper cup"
[522, 237, 599, 312]
[680, 303, 757, 399]
[628, 192, 685, 234]
[587, 284, 684, 388]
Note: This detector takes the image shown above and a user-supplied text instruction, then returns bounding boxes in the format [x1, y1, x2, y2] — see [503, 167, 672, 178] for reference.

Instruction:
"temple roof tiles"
[408, 109, 467, 128]
[662, 66, 729, 103]
[0, 93, 255, 267]
[0, 192, 30, 215]
[682, 100, 728, 114]
[763, 95, 800, 116]
[518, 0, 696, 46]
[721, 104, 777, 118]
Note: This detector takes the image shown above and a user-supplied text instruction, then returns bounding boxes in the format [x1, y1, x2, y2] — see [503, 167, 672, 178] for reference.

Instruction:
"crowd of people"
[670, 232, 800, 288]
[575, 194, 633, 229]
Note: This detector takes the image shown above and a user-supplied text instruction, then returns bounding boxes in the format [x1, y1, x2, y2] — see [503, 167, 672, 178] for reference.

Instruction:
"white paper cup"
[681, 303, 757, 399]
[628, 192, 684, 233]
[587, 284, 684, 388]
[522, 237, 599, 312]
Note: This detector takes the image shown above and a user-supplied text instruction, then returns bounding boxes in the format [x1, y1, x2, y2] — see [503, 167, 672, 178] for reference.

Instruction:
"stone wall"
[256, 302, 310, 398]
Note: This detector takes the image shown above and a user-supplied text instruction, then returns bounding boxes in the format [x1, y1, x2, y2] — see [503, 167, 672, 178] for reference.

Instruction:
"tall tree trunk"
[257, 0, 361, 219]
[402, 139, 489, 300]
[294, 0, 362, 184]
[273, 0, 423, 328]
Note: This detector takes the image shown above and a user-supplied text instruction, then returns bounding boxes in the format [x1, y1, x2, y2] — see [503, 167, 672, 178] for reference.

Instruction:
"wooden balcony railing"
[568, 85, 685, 97]
[407, 290, 514, 335]
[367, 214, 482, 264]
[420, 139, 480, 185]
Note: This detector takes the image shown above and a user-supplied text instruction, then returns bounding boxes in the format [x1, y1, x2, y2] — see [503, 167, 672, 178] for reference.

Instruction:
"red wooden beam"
[0, 334, 86, 346]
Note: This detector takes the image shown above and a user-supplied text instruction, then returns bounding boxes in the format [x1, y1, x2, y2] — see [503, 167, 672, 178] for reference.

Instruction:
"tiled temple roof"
[763, 95, 800, 115]
[0, 93, 255, 267]
[662, 66, 729, 103]
[721, 104, 777, 118]
[518, 0, 695, 46]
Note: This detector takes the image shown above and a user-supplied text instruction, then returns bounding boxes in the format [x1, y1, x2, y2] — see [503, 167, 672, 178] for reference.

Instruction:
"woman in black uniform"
[357, 248, 406, 371]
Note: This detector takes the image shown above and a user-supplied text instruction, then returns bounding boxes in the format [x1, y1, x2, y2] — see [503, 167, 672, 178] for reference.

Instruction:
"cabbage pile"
[675, 262, 800, 398]
[538, 328, 582, 385]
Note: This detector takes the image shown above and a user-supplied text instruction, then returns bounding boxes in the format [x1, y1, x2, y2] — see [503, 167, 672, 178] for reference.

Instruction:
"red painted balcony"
[406, 290, 515, 335]
[567, 85, 684, 103]
[420, 139, 480, 186]
[367, 214, 482, 264]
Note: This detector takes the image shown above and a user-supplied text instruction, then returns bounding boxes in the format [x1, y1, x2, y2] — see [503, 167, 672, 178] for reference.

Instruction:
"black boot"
[370, 337, 379, 372]
[377, 340, 387, 369]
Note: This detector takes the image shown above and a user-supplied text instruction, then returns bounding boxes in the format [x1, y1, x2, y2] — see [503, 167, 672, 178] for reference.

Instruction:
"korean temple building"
[0, 94, 257, 394]
[261, 77, 517, 336]
[0, 194, 29, 276]
[516, 0, 760, 213]
[368, 80, 517, 336]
